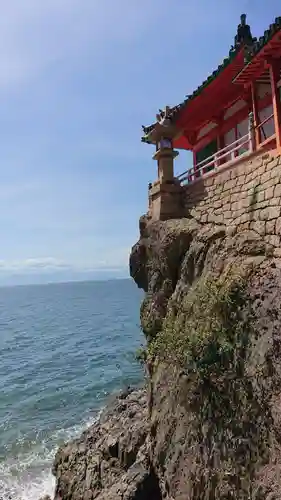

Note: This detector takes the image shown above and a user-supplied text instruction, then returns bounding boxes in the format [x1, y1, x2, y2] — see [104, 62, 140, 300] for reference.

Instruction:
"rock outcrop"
[53, 211, 281, 499]
[130, 215, 281, 499]
[52, 388, 161, 500]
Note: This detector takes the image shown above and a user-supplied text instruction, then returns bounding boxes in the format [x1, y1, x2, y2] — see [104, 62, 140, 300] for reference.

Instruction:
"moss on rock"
[148, 268, 252, 375]
[148, 267, 274, 498]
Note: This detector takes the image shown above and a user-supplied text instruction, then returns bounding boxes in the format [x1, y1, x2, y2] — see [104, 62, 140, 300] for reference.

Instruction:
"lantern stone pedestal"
[148, 146, 183, 221]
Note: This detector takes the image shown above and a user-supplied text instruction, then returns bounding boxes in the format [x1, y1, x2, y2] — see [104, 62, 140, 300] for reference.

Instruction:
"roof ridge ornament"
[234, 14, 255, 63]
[235, 13, 253, 47]
[156, 106, 172, 125]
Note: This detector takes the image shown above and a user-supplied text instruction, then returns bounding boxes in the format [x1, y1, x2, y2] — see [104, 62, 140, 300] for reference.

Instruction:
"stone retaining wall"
[183, 151, 281, 251]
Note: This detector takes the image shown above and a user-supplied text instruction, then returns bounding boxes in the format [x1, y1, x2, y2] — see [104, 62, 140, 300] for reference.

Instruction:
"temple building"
[142, 15, 281, 220]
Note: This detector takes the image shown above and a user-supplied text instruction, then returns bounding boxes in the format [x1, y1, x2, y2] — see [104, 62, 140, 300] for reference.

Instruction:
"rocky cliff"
[130, 214, 281, 499]
[52, 210, 281, 499]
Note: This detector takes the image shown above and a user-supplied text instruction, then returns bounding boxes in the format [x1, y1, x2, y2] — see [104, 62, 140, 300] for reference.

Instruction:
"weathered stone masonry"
[182, 152, 281, 253]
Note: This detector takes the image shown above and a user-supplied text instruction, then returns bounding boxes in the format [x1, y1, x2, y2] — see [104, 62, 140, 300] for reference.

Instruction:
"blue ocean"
[0, 279, 144, 500]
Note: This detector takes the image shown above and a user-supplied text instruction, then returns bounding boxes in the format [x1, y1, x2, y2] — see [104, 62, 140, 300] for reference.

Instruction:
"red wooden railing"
[256, 113, 274, 142]
[177, 132, 252, 185]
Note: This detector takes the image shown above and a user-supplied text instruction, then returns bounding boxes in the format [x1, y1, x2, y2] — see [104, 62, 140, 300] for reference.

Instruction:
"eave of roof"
[248, 16, 281, 59]
[141, 46, 241, 143]
[233, 16, 281, 84]
[142, 16, 281, 145]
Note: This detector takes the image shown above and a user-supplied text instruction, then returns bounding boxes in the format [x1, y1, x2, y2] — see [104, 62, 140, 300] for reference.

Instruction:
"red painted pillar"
[216, 116, 224, 166]
[251, 81, 259, 149]
[192, 150, 198, 180]
[269, 59, 281, 151]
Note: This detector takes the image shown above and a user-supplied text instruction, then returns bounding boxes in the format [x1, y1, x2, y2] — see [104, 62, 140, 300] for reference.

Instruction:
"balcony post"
[251, 82, 260, 148]
[269, 59, 281, 151]
[248, 111, 256, 152]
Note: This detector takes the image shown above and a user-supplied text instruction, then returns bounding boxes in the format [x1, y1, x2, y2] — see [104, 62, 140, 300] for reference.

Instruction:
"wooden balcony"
[176, 132, 254, 185]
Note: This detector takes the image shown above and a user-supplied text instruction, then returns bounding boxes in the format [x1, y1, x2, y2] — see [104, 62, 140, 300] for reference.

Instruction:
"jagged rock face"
[52, 215, 281, 500]
[129, 217, 281, 499]
[130, 217, 199, 339]
[53, 388, 162, 500]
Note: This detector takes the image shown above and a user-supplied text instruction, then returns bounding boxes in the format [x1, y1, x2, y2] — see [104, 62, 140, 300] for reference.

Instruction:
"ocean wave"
[0, 413, 100, 500]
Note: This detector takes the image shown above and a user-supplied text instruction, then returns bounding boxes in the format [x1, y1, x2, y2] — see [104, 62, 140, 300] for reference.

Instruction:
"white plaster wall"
[224, 99, 246, 120]
[197, 121, 217, 140]
[257, 83, 272, 100]
[258, 104, 274, 140]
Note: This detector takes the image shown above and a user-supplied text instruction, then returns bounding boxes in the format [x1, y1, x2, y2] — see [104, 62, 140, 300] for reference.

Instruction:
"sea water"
[0, 279, 143, 499]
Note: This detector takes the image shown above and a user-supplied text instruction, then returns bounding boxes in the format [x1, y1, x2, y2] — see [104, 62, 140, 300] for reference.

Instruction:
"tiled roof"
[141, 46, 239, 139]
[249, 16, 281, 59]
[142, 16, 281, 142]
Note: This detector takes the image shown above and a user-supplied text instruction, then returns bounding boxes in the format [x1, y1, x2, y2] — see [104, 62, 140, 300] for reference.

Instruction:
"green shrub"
[148, 269, 272, 495]
[148, 270, 252, 380]
[135, 346, 147, 365]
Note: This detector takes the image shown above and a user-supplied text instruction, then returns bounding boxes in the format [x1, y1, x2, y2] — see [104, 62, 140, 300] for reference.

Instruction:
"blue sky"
[0, 0, 279, 285]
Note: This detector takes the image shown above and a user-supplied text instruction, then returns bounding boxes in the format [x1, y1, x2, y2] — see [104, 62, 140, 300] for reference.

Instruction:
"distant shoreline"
[0, 276, 134, 289]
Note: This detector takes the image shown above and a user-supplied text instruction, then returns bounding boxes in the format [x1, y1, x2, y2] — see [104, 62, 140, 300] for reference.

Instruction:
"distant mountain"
[0, 268, 128, 287]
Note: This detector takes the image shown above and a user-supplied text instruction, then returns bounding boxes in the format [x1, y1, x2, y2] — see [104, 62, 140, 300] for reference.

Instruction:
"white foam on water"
[0, 412, 101, 500]
[0, 470, 55, 500]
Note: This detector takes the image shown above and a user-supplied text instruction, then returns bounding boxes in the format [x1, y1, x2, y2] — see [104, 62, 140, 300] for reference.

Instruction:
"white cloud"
[0, 181, 40, 200]
[0, 246, 130, 275]
[0, 257, 67, 272]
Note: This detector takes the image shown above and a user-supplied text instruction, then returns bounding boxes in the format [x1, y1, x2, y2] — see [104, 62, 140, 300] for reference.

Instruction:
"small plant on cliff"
[135, 346, 147, 365]
[148, 268, 272, 497]
[148, 269, 252, 380]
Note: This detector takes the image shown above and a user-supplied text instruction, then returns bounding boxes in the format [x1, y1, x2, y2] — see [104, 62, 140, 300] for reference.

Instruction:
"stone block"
[269, 197, 280, 206]
[224, 179, 237, 190]
[231, 201, 239, 212]
[259, 206, 281, 220]
[224, 211, 232, 220]
[230, 168, 238, 180]
[232, 185, 243, 195]
[244, 179, 258, 191]
[264, 235, 280, 247]
[236, 175, 246, 187]
[274, 184, 281, 198]
[255, 169, 266, 182]
[263, 177, 278, 191]
[245, 168, 255, 181]
[204, 177, 215, 187]
[248, 209, 259, 222]
[252, 157, 263, 169]
[240, 221, 251, 231]
[149, 182, 184, 220]
[256, 190, 265, 203]
[259, 208, 269, 221]
[275, 218, 281, 235]
[266, 219, 276, 235]
[214, 184, 224, 195]
[263, 153, 272, 164]
[230, 192, 241, 203]
[273, 248, 281, 258]
[243, 197, 250, 209]
[265, 156, 279, 170]
[250, 220, 266, 235]
[269, 165, 280, 179]
[214, 214, 224, 225]
[261, 171, 272, 185]
[240, 213, 250, 224]
[264, 186, 275, 201]
[219, 170, 231, 183]
[268, 206, 281, 220]
[255, 200, 268, 210]
[213, 200, 223, 209]
[223, 202, 231, 211]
